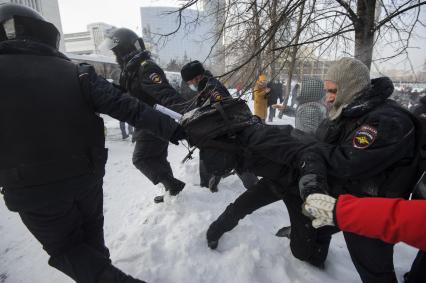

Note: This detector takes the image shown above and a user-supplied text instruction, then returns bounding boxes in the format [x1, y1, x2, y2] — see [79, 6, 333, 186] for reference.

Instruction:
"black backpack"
[181, 98, 255, 147]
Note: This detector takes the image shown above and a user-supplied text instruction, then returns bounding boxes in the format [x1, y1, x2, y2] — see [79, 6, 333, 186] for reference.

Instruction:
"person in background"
[181, 61, 258, 192]
[253, 74, 270, 123]
[273, 76, 327, 237]
[294, 77, 327, 134]
[119, 121, 134, 140]
[180, 79, 197, 101]
[290, 83, 300, 109]
[277, 83, 300, 119]
[274, 77, 326, 134]
[266, 80, 283, 123]
[235, 81, 243, 97]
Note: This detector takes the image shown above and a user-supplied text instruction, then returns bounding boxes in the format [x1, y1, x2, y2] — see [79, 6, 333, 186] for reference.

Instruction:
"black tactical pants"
[3, 175, 119, 283]
[209, 177, 397, 283]
[268, 106, 276, 122]
[199, 149, 258, 190]
[208, 178, 332, 265]
[405, 251, 426, 283]
[199, 159, 258, 190]
[132, 129, 174, 185]
[284, 191, 397, 283]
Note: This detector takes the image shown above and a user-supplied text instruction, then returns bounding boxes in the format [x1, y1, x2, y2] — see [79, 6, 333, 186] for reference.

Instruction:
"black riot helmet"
[100, 28, 145, 66]
[0, 3, 60, 49]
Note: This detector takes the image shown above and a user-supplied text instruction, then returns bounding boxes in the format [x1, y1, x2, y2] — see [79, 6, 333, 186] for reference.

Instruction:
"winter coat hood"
[297, 77, 325, 104]
[325, 57, 371, 120]
[341, 77, 394, 118]
[258, 74, 267, 82]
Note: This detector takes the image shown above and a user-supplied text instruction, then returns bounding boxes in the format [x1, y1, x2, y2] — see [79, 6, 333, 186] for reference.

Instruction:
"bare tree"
[160, 0, 425, 88]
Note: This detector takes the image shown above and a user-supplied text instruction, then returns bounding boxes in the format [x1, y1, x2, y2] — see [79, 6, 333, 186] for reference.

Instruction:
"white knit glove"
[303, 194, 337, 228]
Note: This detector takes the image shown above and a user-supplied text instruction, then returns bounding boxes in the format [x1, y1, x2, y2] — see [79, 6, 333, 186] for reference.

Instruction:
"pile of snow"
[0, 107, 418, 283]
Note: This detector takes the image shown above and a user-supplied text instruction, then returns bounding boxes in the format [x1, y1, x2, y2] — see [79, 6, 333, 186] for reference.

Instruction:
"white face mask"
[189, 84, 198, 92]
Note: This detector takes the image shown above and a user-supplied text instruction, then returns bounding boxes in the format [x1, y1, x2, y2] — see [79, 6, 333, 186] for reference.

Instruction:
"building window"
[10, 0, 41, 12]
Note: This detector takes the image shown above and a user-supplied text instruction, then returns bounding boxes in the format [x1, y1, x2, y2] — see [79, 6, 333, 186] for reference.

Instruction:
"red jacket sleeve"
[336, 194, 426, 251]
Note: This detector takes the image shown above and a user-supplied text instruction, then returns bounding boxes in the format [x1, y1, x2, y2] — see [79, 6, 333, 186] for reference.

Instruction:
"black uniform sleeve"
[240, 124, 316, 167]
[138, 62, 188, 114]
[78, 64, 179, 142]
[314, 111, 416, 179]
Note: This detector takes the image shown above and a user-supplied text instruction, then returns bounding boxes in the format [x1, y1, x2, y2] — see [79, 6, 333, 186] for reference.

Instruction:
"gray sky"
[57, 0, 426, 71]
[58, 0, 180, 33]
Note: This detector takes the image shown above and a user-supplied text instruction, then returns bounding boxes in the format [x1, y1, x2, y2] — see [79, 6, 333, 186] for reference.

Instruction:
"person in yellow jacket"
[253, 74, 270, 122]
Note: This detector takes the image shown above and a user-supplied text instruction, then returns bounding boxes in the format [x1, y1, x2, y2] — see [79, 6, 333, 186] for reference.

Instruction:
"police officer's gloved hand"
[170, 125, 187, 145]
[298, 150, 328, 200]
[303, 193, 336, 228]
[298, 174, 328, 200]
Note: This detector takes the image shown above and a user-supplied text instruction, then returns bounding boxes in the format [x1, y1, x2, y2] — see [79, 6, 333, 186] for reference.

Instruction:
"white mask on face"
[189, 84, 198, 92]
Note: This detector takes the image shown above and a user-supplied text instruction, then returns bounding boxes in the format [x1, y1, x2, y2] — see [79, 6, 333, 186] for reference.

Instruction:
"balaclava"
[325, 57, 371, 120]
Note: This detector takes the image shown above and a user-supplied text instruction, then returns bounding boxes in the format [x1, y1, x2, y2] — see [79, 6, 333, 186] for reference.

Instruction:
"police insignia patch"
[213, 92, 222, 101]
[149, 73, 162, 84]
[353, 125, 377, 149]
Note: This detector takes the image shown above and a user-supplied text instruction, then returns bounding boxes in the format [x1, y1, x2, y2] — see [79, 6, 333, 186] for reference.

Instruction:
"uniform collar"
[0, 39, 69, 60]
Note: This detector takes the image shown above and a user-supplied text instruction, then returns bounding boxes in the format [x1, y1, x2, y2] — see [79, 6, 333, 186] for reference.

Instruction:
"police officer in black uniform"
[404, 96, 426, 283]
[0, 4, 184, 283]
[101, 28, 188, 198]
[180, 61, 259, 192]
[206, 58, 419, 283]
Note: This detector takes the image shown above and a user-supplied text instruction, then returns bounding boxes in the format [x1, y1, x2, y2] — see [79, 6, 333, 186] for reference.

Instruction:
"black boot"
[206, 221, 222, 249]
[206, 203, 242, 249]
[160, 176, 185, 196]
[96, 265, 146, 283]
[208, 176, 221, 193]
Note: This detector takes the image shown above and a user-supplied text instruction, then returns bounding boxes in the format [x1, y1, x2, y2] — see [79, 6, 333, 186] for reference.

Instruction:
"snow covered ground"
[0, 110, 418, 283]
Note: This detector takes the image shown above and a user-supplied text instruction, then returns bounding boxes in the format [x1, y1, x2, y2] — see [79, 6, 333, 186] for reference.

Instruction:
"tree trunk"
[283, 0, 305, 106]
[253, 1, 262, 77]
[354, 0, 376, 70]
[268, 0, 278, 80]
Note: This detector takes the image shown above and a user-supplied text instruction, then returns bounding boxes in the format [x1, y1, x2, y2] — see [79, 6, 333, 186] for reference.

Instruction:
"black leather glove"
[298, 173, 328, 201]
[170, 125, 187, 145]
[298, 149, 328, 200]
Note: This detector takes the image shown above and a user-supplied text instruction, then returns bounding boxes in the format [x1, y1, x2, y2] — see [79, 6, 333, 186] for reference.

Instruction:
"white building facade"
[64, 23, 115, 56]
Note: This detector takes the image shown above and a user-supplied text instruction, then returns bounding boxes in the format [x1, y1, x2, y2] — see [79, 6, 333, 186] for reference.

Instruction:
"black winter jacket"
[196, 76, 231, 107]
[231, 77, 417, 198]
[119, 51, 188, 114]
[0, 40, 179, 188]
[314, 77, 417, 198]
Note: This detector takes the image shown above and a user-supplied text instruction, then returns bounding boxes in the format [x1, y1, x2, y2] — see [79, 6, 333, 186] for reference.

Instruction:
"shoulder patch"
[212, 91, 222, 102]
[353, 125, 378, 149]
[149, 73, 162, 84]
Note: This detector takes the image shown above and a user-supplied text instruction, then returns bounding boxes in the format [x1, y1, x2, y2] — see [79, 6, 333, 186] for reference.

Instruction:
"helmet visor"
[99, 37, 118, 51]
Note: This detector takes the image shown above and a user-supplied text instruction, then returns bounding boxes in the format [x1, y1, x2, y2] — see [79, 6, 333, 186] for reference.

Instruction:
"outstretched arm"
[78, 63, 179, 142]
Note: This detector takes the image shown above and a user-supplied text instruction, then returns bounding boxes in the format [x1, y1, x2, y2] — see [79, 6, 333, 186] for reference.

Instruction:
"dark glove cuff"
[299, 174, 328, 200]
[170, 126, 187, 145]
